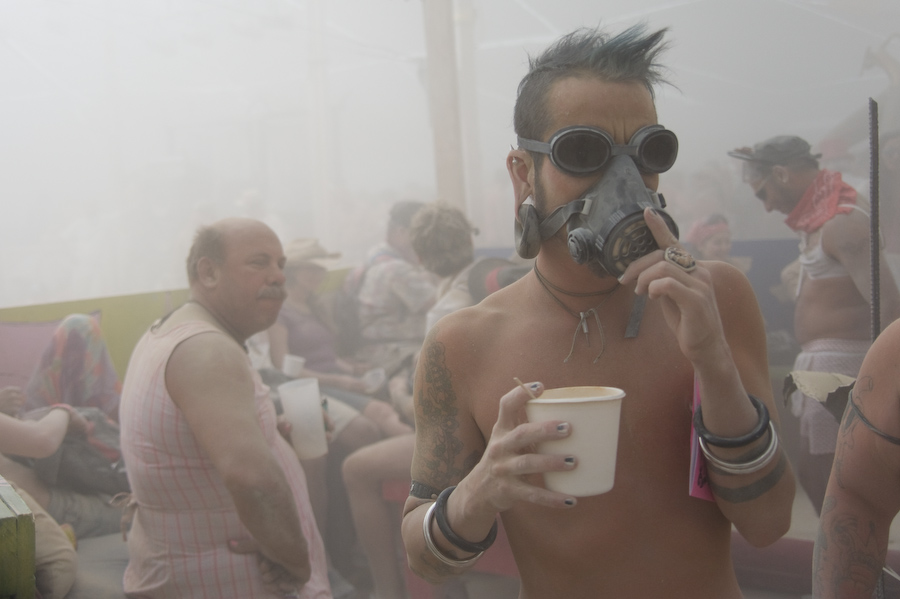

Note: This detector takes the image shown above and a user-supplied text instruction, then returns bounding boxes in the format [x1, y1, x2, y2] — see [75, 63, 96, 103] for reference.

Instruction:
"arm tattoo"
[815, 496, 884, 596]
[831, 375, 900, 491]
[812, 496, 835, 587]
[708, 453, 787, 503]
[831, 383, 865, 491]
[416, 337, 481, 488]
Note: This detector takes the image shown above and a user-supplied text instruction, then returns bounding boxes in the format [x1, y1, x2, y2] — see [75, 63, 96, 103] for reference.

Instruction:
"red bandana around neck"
[784, 169, 857, 233]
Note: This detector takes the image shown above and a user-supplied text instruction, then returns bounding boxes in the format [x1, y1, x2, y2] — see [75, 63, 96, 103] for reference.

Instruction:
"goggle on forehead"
[517, 124, 679, 176]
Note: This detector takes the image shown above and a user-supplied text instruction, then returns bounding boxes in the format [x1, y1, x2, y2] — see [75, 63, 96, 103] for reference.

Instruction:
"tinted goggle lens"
[633, 128, 678, 173]
[539, 125, 678, 176]
[553, 131, 611, 175]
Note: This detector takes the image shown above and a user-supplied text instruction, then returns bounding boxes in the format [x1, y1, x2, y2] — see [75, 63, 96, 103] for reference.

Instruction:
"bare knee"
[342, 446, 376, 491]
[335, 414, 381, 454]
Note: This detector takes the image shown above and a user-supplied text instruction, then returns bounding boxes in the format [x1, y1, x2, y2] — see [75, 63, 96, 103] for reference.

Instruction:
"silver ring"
[664, 246, 696, 273]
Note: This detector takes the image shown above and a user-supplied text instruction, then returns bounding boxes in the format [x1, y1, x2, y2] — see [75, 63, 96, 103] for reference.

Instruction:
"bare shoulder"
[417, 295, 509, 404]
[166, 331, 254, 403]
[427, 282, 522, 354]
[861, 318, 900, 376]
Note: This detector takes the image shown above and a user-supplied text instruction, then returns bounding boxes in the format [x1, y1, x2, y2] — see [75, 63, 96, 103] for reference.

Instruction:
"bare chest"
[461, 297, 695, 452]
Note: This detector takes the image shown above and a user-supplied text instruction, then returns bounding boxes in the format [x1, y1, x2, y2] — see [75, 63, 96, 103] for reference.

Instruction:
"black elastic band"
[694, 394, 770, 448]
[434, 486, 498, 554]
[409, 480, 441, 500]
[850, 397, 900, 446]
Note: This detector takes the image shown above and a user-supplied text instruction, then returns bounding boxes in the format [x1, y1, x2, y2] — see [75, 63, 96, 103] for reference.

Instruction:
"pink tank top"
[119, 320, 331, 599]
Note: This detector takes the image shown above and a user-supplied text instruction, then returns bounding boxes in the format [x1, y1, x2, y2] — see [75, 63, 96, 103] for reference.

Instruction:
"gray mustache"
[258, 286, 287, 300]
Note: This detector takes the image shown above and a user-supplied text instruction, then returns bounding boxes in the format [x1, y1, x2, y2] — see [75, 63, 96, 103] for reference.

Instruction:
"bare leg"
[0, 454, 52, 507]
[328, 413, 383, 589]
[299, 454, 329, 539]
[342, 433, 416, 599]
[362, 399, 413, 438]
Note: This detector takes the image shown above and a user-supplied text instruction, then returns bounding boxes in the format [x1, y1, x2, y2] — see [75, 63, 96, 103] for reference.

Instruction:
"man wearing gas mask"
[401, 25, 795, 598]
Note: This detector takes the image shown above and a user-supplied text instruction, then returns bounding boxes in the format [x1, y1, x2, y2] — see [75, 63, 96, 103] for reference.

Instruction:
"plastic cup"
[277, 378, 328, 460]
[525, 386, 625, 497]
[281, 354, 306, 378]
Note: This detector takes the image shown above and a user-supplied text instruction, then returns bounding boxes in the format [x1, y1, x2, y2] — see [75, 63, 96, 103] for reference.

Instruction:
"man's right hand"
[229, 537, 310, 595]
[456, 381, 579, 516]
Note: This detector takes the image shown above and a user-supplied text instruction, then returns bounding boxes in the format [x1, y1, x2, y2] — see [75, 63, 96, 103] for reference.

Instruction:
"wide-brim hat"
[727, 135, 822, 166]
[284, 238, 342, 270]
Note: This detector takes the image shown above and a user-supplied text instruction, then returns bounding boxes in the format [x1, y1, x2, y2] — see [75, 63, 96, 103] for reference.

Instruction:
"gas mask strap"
[624, 295, 648, 339]
[537, 200, 586, 240]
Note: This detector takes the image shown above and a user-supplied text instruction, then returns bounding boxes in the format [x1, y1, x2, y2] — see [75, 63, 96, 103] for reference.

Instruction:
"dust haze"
[1, 0, 897, 307]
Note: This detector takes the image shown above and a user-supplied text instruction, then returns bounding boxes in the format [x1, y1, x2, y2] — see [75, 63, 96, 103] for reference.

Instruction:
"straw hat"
[284, 238, 342, 270]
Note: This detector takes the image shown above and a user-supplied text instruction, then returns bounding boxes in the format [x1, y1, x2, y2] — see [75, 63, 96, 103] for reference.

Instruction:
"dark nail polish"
[564, 456, 575, 465]
[564, 498, 576, 506]
[557, 423, 569, 434]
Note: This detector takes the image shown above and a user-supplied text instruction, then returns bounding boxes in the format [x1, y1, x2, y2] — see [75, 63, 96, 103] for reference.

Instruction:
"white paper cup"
[525, 386, 625, 497]
[281, 354, 306, 378]
[277, 378, 328, 460]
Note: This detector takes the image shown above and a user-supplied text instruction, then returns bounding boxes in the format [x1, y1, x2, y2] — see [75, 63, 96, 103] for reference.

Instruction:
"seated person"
[267, 237, 415, 592]
[8, 479, 78, 599]
[342, 367, 417, 599]
[0, 315, 124, 541]
[0, 401, 84, 599]
[22, 313, 121, 422]
[268, 238, 410, 439]
[349, 201, 437, 377]
[343, 203, 525, 599]
[683, 213, 751, 273]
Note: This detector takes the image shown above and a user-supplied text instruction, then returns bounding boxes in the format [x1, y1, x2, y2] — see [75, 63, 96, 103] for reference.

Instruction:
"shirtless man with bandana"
[400, 25, 795, 599]
[730, 135, 900, 516]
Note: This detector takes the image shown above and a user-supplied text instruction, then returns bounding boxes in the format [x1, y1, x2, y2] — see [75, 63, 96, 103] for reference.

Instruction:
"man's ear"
[508, 150, 542, 259]
[196, 256, 220, 289]
[507, 150, 534, 215]
[772, 165, 789, 184]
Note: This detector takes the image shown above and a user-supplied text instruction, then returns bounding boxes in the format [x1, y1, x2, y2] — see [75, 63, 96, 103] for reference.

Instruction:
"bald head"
[187, 217, 278, 285]
[185, 217, 287, 340]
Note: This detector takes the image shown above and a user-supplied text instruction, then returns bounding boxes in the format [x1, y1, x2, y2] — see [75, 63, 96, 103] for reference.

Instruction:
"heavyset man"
[119, 217, 330, 598]
[730, 135, 900, 515]
[401, 25, 795, 599]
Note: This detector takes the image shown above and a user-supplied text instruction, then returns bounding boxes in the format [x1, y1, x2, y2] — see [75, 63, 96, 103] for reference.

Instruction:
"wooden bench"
[0, 476, 35, 599]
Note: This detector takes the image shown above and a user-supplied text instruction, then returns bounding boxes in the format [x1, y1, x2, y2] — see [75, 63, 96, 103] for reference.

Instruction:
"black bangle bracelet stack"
[434, 486, 498, 553]
[693, 393, 770, 447]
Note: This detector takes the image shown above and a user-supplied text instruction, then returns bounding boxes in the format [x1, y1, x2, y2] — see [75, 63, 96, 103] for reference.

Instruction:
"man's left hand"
[618, 207, 728, 364]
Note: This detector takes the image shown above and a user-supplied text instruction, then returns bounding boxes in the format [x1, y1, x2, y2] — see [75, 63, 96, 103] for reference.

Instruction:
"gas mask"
[515, 146, 679, 278]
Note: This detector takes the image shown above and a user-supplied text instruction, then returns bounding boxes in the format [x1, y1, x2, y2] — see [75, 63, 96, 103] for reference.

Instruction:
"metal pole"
[869, 98, 881, 341]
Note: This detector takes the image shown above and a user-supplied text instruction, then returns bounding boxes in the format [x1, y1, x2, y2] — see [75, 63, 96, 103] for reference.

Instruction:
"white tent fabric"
[0, 0, 897, 307]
